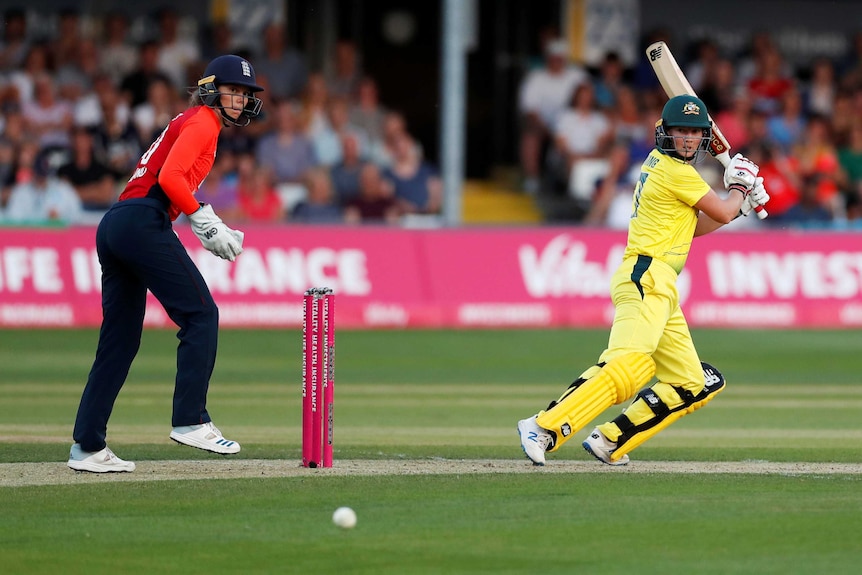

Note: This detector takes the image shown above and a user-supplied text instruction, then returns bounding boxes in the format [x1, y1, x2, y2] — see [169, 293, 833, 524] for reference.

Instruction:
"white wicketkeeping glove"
[739, 177, 771, 217]
[229, 228, 244, 250]
[188, 204, 244, 261]
[723, 153, 759, 192]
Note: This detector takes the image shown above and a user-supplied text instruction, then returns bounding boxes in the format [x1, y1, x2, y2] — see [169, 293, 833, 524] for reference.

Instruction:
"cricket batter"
[68, 55, 264, 472]
[518, 95, 770, 466]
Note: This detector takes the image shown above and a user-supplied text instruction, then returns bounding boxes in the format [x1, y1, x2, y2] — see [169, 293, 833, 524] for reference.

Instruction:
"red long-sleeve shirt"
[120, 105, 221, 220]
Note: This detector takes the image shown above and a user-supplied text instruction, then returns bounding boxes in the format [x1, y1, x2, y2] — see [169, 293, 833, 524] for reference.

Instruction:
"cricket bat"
[646, 41, 767, 219]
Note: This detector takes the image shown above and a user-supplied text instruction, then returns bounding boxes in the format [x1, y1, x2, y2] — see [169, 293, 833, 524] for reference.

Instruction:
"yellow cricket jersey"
[624, 149, 711, 274]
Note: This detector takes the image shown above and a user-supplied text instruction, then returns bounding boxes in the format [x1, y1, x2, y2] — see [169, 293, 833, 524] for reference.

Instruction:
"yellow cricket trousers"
[591, 254, 706, 437]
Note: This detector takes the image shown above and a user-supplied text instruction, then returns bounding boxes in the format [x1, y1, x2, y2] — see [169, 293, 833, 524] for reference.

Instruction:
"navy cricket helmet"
[197, 54, 264, 127]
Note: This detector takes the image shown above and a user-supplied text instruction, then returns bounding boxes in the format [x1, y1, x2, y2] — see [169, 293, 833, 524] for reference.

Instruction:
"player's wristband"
[727, 183, 748, 197]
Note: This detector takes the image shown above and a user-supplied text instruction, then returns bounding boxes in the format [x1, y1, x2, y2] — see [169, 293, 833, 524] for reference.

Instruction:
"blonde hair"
[188, 88, 203, 107]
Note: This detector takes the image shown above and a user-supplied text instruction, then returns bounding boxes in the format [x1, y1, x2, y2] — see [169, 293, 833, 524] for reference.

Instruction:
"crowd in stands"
[0, 7, 442, 227]
[2, 7, 861, 231]
[519, 30, 862, 230]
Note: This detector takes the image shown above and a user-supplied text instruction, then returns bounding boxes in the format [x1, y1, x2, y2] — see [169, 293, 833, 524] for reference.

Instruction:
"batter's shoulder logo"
[682, 101, 701, 115]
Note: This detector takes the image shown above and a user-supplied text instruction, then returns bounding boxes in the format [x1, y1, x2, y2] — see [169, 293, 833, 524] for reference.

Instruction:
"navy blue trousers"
[73, 198, 218, 452]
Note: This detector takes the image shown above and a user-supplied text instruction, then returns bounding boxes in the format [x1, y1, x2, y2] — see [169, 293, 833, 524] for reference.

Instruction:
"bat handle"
[754, 204, 768, 219]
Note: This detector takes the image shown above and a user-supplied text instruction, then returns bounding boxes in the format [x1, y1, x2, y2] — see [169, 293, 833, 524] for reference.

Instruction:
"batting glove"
[739, 177, 770, 217]
[723, 153, 759, 191]
[188, 204, 244, 261]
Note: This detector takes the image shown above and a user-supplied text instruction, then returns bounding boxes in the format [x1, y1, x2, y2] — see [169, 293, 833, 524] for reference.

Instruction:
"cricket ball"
[332, 506, 357, 529]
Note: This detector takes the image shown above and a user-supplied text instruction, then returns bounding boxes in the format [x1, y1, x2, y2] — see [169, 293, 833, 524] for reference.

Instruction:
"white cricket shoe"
[68, 443, 136, 473]
[517, 415, 554, 466]
[582, 427, 629, 466]
[170, 422, 240, 454]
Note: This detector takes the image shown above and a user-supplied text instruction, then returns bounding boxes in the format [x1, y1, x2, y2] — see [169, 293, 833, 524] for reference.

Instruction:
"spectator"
[8, 43, 53, 104]
[776, 175, 834, 228]
[0, 78, 17, 113]
[0, 138, 15, 211]
[99, 12, 139, 85]
[74, 72, 131, 130]
[312, 96, 368, 168]
[0, 8, 29, 73]
[55, 38, 100, 105]
[254, 23, 307, 101]
[132, 74, 179, 143]
[684, 38, 721, 93]
[201, 21, 235, 62]
[737, 31, 783, 87]
[368, 110, 414, 168]
[592, 52, 627, 110]
[582, 140, 636, 228]
[5, 147, 83, 224]
[803, 57, 837, 117]
[298, 72, 331, 139]
[154, 8, 201, 93]
[349, 76, 387, 147]
[838, 31, 862, 84]
[766, 86, 806, 152]
[330, 132, 367, 205]
[0, 108, 26, 153]
[715, 87, 753, 153]
[7, 140, 39, 185]
[255, 99, 318, 185]
[91, 82, 142, 178]
[744, 107, 774, 152]
[746, 45, 794, 116]
[699, 58, 738, 115]
[382, 133, 442, 215]
[837, 121, 862, 215]
[326, 39, 362, 100]
[830, 89, 856, 146]
[290, 167, 343, 223]
[517, 37, 588, 193]
[236, 158, 283, 223]
[20, 73, 73, 150]
[49, 9, 84, 71]
[344, 163, 401, 224]
[121, 40, 163, 108]
[609, 86, 646, 149]
[57, 126, 117, 219]
[551, 83, 613, 198]
[744, 142, 801, 219]
[791, 114, 846, 217]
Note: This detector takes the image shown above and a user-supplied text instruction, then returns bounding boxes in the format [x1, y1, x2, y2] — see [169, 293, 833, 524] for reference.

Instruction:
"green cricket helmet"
[655, 95, 712, 162]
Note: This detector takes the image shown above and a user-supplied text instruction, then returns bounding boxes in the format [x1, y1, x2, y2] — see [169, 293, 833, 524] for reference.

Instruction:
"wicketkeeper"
[68, 55, 264, 473]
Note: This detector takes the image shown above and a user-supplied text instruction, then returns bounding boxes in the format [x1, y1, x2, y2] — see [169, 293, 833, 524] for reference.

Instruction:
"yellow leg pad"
[536, 352, 655, 451]
[609, 381, 725, 462]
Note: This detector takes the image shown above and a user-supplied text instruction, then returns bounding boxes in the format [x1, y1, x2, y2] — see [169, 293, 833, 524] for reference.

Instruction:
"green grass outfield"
[2, 328, 862, 574]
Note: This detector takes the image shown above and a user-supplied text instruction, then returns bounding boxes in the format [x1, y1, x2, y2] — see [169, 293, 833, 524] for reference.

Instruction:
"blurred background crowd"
[0, 3, 861, 230]
[0, 6, 442, 228]
[522, 28, 862, 230]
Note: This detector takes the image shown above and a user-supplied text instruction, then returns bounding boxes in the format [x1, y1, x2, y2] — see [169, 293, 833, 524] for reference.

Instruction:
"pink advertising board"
[1, 226, 860, 329]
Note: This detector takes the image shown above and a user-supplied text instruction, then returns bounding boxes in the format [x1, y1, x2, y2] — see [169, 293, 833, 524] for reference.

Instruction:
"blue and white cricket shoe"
[170, 422, 241, 454]
[517, 415, 554, 466]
